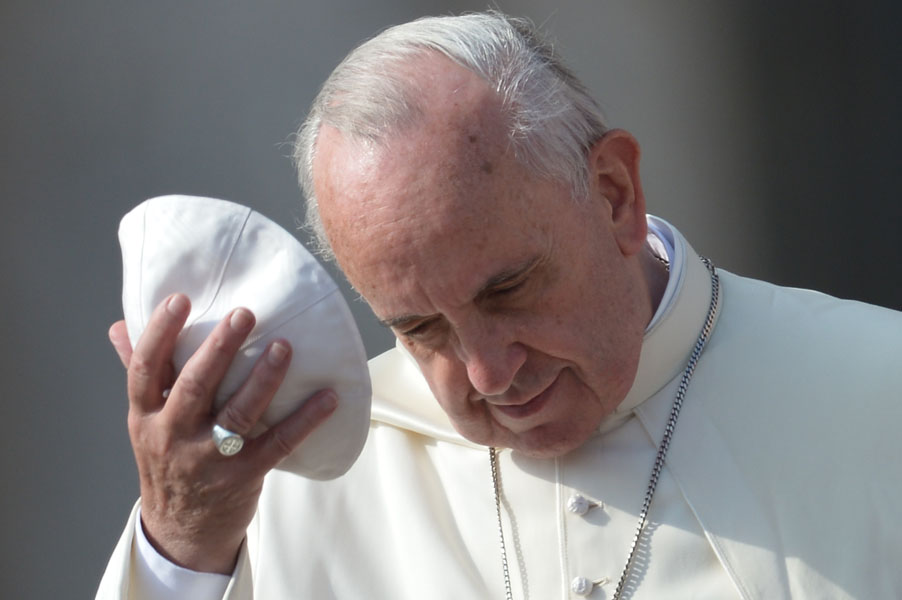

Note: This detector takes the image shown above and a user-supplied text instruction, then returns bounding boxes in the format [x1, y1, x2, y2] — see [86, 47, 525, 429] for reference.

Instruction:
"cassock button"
[567, 494, 591, 516]
[570, 576, 594, 596]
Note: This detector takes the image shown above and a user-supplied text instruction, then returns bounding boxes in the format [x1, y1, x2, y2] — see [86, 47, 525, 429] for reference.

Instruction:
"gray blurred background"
[1, 1, 899, 597]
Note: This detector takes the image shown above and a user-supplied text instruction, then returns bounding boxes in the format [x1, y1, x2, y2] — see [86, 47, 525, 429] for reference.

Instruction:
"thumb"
[108, 320, 133, 368]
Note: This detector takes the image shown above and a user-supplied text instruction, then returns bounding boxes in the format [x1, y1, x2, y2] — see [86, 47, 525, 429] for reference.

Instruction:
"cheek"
[419, 354, 475, 416]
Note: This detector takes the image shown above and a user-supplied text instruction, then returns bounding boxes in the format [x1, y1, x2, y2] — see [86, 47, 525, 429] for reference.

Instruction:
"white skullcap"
[118, 195, 371, 479]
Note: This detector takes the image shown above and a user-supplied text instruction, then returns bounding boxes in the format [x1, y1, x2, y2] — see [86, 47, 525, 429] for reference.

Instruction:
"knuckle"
[267, 428, 295, 458]
[219, 403, 254, 434]
[200, 332, 241, 369]
[126, 411, 145, 437]
[128, 417, 176, 461]
[210, 334, 231, 354]
[253, 364, 282, 391]
[209, 328, 240, 357]
[176, 374, 210, 402]
[128, 354, 155, 382]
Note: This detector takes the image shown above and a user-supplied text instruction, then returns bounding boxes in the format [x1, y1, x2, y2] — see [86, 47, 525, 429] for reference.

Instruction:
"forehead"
[311, 58, 570, 316]
[313, 55, 510, 201]
[318, 128, 554, 305]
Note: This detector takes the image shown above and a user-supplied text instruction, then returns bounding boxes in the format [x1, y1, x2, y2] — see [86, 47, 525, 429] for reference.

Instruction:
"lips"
[490, 375, 560, 420]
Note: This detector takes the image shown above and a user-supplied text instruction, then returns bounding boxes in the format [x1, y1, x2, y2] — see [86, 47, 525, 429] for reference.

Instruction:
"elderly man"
[98, 12, 901, 600]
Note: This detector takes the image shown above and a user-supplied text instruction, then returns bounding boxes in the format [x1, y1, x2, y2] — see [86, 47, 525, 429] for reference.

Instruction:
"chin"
[501, 422, 599, 459]
[450, 401, 603, 458]
[510, 438, 587, 459]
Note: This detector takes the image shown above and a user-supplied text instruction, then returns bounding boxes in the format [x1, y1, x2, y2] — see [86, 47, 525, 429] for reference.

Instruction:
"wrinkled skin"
[313, 55, 661, 459]
[108, 52, 662, 573]
[109, 298, 336, 572]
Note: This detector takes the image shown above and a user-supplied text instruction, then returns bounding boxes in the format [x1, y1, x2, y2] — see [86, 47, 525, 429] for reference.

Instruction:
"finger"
[128, 294, 191, 414]
[254, 389, 338, 469]
[164, 307, 256, 423]
[108, 320, 132, 368]
[213, 339, 292, 436]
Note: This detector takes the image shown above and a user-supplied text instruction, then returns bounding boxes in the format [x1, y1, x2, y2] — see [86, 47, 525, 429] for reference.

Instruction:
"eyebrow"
[378, 255, 542, 329]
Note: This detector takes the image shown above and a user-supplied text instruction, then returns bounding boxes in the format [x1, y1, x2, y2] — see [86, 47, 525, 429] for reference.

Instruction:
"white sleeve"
[132, 508, 231, 600]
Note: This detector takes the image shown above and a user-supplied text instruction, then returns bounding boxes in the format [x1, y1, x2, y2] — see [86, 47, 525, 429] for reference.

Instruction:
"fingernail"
[230, 308, 254, 332]
[266, 341, 290, 366]
[166, 294, 189, 317]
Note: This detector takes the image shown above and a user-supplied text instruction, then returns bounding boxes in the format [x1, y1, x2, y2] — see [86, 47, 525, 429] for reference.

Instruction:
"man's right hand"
[109, 293, 337, 574]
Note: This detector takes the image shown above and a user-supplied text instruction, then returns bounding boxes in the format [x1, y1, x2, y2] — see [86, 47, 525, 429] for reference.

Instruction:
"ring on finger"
[212, 423, 245, 456]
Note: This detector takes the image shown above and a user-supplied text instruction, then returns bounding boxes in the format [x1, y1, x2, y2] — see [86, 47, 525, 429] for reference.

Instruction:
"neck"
[639, 244, 670, 328]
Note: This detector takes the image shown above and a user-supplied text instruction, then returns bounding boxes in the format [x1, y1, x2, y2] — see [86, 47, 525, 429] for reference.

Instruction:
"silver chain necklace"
[490, 256, 720, 600]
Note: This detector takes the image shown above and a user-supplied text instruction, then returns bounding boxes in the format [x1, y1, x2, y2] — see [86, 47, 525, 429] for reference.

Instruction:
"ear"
[587, 129, 647, 256]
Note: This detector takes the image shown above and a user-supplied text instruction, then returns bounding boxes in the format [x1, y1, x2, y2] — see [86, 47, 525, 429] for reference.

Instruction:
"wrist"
[134, 508, 232, 598]
[140, 513, 243, 575]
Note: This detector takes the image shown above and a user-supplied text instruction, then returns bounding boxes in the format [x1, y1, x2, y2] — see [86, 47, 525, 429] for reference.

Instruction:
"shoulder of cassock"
[362, 231, 902, 599]
[644, 264, 902, 599]
[367, 342, 480, 448]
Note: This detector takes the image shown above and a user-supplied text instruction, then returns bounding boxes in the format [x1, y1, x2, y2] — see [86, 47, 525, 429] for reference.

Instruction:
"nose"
[454, 317, 527, 397]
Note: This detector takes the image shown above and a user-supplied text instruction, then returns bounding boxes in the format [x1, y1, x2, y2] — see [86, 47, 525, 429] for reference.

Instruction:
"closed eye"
[399, 317, 440, 338]
[477, 256, 542, 303]
[490, 280, 525, 297]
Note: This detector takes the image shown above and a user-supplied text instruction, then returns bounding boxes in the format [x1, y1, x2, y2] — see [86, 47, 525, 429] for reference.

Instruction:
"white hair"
[294, 11, 608, 260]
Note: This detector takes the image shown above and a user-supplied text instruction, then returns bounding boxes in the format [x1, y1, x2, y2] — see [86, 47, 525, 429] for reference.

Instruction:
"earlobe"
[588, 129, 647, 256]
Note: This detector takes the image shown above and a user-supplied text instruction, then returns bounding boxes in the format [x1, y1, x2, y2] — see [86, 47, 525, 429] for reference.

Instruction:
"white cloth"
[116, 216, 700, 600]
[644, 217, 676, 331]
[132, 507, 230, 597]
[98, 219, 902, 599]
[118, 195, 371, 479]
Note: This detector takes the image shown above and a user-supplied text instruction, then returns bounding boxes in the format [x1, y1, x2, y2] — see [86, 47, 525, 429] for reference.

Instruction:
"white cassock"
[97, 218, 902, 599]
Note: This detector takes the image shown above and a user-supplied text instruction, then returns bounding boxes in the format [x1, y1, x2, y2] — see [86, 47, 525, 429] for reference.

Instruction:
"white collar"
[369, 216, 722, 445]
[599, 216, 722, 433]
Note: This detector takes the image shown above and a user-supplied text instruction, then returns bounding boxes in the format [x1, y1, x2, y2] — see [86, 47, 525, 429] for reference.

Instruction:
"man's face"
[313, 60, 651, 458]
